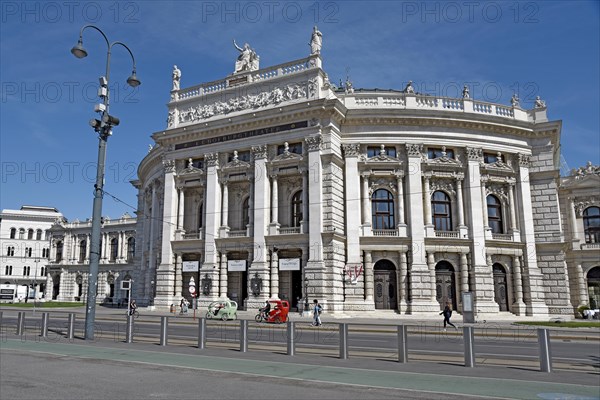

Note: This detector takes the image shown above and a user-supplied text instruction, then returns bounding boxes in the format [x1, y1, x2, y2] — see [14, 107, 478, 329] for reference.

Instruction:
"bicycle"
[126, 309, 139, 319]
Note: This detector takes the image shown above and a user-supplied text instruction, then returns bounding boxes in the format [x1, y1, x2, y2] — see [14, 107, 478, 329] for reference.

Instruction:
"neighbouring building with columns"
[130, 32, 599, 317]
[45, 213, 137, 304]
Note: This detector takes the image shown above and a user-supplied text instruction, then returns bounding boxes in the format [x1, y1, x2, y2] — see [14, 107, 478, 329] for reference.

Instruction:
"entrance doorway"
[227, 271, 247, 310]
[435, 261, 456, 310]
[373, 260, 397, 310]
[587, 266, 600, 309]
[493, 263, 509, 311]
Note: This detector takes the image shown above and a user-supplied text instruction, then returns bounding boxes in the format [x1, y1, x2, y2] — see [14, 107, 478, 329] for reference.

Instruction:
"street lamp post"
[71, 25, 140, 340]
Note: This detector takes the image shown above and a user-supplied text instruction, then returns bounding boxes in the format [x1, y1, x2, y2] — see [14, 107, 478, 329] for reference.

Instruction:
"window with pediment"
[428, 147, 454, 159]
[291, 191, 303, 227]
[432, 191, 452, 231]
[367, 146, 397, 158]
[372, 189, 395, 229]
[584, 206, 600, 244]
[487, 195, 504, 234]
[278, 142, 302, 155]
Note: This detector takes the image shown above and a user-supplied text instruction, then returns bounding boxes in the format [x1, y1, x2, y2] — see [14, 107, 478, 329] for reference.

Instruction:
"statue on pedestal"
[462, 85, 470, 99]
[310, 26, 322, 55]
[233, 40, 259, 73]
[404, 80, 415, 94]
[172, 65, 181, 91]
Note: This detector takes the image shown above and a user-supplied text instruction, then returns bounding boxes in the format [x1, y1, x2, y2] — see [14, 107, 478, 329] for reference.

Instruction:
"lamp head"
[127, 70, 141, 87]
[71, 39, 88, 59]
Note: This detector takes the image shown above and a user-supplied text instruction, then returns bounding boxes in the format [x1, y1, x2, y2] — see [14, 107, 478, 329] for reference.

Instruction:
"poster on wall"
[182, 261, 199, 272]
[228, 260, 247, 271]
[279, 258, 300, 271]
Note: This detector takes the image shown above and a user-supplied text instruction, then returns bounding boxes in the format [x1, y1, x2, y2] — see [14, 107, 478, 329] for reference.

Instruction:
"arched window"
[79, 240, 87, 262]
[110, 238, 118, 261]
[55, 241, 63, 262]
[27, 229, 34, 240]
[127, 237, 135, 262]
[19, 228, 25, 239]
[291, 191, 302, 227]
[372, 189, 395, 229]
[583, 207, 600, 244]
[432, 191, 452, 231]
[487, 195, 504, 234]
[242, 197, 250, 228]
[36, 229, 42, 240]
[10, 228, 16, 239]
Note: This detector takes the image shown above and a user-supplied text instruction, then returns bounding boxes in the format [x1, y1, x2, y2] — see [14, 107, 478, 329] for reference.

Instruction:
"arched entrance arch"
[374, 260, 397, 310]
[587, 266, 600, 309]
[493, 263, 509, 311]
[435, 261, 456, 310]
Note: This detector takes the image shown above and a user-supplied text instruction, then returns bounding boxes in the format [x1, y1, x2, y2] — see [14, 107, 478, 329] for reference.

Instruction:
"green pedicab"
[206, 300, 238, 321]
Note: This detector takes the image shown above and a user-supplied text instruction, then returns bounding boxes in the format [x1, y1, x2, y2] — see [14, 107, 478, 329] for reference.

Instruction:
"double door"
[374, 271, 397, 310]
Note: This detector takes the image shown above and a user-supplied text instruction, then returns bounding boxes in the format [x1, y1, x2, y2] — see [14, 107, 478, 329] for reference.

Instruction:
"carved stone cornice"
[251, 145, 267, 160]
[405, 143, 423, 158]
[574, 197, 600, 217]
[466, 147, 483, 162]
[305, 135, 322, 152]
[204, 153, 219, 167]
[342, 143, 361, 157]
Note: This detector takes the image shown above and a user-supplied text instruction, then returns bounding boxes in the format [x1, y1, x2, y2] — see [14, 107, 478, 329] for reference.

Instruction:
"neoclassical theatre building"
[132, 32, 597, 316]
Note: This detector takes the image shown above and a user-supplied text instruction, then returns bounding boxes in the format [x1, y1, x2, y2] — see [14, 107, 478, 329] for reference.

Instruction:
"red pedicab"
[255, 300, 289, 323]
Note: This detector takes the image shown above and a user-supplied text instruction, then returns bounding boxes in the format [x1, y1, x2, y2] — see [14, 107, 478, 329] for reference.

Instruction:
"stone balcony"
[580, 242, 600, 250]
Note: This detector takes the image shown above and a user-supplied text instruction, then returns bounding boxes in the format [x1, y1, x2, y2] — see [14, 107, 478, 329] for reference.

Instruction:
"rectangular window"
[367, 146, 397, 158]
[428, 148, 454, 159]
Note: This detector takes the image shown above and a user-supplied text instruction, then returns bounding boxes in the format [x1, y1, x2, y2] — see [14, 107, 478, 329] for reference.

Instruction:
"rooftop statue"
[511, 93, 520, 107]
[574, 161, 600, 178]
[172, 65, 181, 91]
[534, 95, 546, 108]
[404, 80, 415, 94]
[310, 26, 323, 55]
[462, 85, 470, 99]
[233, 40, 259, 73]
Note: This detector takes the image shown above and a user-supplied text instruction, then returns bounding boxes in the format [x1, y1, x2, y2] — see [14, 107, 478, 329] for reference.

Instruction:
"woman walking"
[440, 302, 457, 331]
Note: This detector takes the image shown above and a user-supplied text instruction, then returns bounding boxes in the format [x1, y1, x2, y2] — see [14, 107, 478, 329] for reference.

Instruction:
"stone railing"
[227, 230, 247, 238]
[492, 233, 513, 241]
[372, 229, 398, 237]
[580, 242, 600, 250]
[182, 230, 203, 240]
[435, 231, 459, 238]
[343, 93, 533, 123]
[279, 226, 301, 235]
[175, 55, 320, 102]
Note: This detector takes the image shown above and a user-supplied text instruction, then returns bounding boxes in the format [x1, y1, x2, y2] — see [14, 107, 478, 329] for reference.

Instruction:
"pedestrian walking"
[312, 299, 322, 326]
[440, 302, 457, 331]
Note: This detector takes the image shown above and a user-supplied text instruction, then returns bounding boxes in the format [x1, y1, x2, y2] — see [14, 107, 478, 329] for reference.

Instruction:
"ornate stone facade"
[131, 32, 583, 318]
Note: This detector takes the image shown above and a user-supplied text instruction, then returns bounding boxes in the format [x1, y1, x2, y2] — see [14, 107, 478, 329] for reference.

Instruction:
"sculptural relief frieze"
[574, 197, 600, 217]
[170, 81, 310, 128]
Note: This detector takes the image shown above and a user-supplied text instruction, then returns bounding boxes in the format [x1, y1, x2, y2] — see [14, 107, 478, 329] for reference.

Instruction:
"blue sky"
[1, 1, 599, 221]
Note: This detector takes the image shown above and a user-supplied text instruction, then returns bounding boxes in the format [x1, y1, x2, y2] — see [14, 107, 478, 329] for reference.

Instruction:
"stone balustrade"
[343, 93, 537, 123]
[434, 231, 459, 238]
[174, 55, 320, 103]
